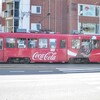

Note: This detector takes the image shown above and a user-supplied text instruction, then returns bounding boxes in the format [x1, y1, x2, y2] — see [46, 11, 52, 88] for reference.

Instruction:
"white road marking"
[9, 71, 25, 73]
[56, 68, 84, 72]
[38, 70, 53, 73]
[56, 68, 100, 72]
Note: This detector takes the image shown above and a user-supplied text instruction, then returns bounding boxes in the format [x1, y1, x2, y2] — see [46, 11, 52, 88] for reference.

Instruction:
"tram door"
[58, 38, 68, 62]
[0, 38, 3, 62]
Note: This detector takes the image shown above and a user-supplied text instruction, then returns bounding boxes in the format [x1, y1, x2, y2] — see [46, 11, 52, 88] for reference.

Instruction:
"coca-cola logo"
[32, 52, 57, 60]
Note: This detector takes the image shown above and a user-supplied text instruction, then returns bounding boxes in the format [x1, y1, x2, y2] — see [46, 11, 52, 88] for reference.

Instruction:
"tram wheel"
[24, 58, 30, 64]
[68, 58, 74, 64]
[7, 58, 13, 64]
[83, 58, 90, 64]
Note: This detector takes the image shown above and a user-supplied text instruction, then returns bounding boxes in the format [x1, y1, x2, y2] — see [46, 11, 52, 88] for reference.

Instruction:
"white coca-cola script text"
[32, 52, 57, 60]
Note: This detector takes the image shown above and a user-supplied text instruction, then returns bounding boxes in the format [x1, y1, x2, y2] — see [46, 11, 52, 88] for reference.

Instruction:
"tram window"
[17, 38, 26, 48]
[49, 39, 56, 49]
[82, 40, 90, 46]
[6, 38, 16, 48]
[0, 39, 3, 49]
[92, 40, 100, 49]
[28, 38, 37, 48]
[82, 40, 90, 48]
[60, 40, 66, 48]
[38, 38, 48, 48]
[72, 39, 80, 49]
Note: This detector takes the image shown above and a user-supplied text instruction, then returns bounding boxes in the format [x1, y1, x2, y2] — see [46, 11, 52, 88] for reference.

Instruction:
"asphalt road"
[0, 63, 100, 75]
[0, 64, 100, 100]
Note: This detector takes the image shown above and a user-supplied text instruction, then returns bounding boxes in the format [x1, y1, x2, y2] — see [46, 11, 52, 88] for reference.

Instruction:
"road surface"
[0, 64, 100, 100]
[0, 63, 100, 75]
[0, 73, 100, 100]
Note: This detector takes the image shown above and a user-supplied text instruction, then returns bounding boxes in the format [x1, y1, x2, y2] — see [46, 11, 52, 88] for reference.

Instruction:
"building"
[2, 0, 67, 33]
[67, 0, 100, 34]
[0, 14, 2, 32]
[1, 0, 100, 34]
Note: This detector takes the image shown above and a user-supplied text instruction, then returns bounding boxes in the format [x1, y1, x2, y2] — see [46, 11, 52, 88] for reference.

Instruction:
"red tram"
[0, 32, 100, 63]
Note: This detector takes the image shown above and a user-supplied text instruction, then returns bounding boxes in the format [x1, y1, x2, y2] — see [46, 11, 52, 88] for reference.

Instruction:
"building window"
[14, 1, 19, 17]
[78, 4, 99, 17]
[95, 6, 99, 16]
[37, 6, 41, 13]
[31, 6, 41, 14]
[96, 24, 99, 34]
[31, 23, 41, 31]
[80, 23, 96, 34]
[14, 19, 19, 32]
